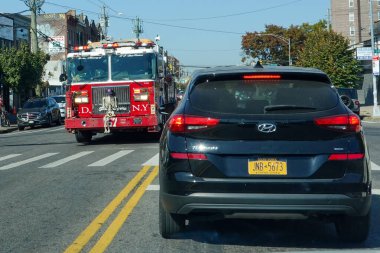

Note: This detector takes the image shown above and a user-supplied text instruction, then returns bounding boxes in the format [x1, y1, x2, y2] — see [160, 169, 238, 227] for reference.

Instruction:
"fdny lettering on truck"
[131, 104, 149, 112]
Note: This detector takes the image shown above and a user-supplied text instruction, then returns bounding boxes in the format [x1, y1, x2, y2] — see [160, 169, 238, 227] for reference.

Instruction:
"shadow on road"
[173, 195, 380, 250]
[88, 132, 160, 145]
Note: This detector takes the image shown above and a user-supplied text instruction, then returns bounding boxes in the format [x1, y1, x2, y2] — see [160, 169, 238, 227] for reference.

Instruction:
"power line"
[144, 0, 303, 22]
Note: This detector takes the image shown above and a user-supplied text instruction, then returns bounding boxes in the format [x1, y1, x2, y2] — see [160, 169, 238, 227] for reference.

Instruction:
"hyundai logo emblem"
[257, 123, 277, 133]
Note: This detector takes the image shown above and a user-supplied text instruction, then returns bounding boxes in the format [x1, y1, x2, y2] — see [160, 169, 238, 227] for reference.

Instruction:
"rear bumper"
[160, 191, 371, 216]
[65, 115, 158, 132]
[160, 172, 372, 217]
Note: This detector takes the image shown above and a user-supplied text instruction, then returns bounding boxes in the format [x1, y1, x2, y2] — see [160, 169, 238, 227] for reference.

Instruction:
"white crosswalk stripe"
[142, 153, 159, 166]
[0, 153, 58, 171]
[88, 150, 134, 167]
[0, 154, 21, 162]
[39, 151, 94, 168]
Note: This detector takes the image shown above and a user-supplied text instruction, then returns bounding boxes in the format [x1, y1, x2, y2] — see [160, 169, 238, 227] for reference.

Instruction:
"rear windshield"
[336, 88, 358, 99]
[23, 100, 47, 109]
[52, 96, 65, 103]
[190, 79, 338, 114]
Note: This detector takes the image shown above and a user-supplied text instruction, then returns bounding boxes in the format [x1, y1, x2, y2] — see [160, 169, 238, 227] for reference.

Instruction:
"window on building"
[378, 0, 380, 6]
[349, 0, 354, 8]
[350, 26, 355, 36]
[349, 12, 355, 22]
[378, 11, 380, 20]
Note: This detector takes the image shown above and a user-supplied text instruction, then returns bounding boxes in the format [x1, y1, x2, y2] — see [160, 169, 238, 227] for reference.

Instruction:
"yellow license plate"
[248, 159, 287, 175]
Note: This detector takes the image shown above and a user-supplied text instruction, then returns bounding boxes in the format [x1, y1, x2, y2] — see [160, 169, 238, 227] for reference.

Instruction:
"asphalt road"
[0, 123, 379, 253]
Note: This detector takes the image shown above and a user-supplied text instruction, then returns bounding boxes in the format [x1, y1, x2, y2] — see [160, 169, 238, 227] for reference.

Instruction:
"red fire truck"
[61, 38, 177, 143]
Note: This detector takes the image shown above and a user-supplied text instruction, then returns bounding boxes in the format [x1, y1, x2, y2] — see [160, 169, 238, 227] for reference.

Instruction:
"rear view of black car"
[159, 65, 372, 242]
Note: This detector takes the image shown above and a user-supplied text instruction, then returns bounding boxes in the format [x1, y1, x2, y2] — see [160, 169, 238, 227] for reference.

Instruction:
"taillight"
[168, 115, 220, 133]
[328, 153, 364, 160]
[170, 152, 207, 160]
[314, 114, 361, 132]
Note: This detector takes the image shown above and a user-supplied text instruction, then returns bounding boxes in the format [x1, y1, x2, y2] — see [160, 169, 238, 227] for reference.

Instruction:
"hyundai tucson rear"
[159, 65, 371, 242]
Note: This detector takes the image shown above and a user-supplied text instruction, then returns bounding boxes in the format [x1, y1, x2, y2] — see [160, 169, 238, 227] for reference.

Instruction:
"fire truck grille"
[92, 86, 130, 115]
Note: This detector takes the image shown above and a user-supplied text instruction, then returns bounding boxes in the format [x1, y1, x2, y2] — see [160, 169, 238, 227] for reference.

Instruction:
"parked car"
[159, 65, 371, 242]
[50, 95, 66, 120]
[336, 87, 360, 115]
[17, 97, 61, 130]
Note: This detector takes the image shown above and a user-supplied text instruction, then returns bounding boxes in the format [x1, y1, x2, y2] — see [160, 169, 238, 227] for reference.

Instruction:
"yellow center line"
[64, 165, 151, 253]
[89, 166, 159, 253]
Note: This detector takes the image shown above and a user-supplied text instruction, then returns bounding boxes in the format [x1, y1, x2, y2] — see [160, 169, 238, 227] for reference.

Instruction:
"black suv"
[159, 65, 371, 242]
[17, 97, 61, 130]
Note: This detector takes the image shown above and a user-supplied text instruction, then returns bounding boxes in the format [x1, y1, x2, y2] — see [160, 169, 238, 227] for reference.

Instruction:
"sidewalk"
[361, 105, 380, 122]
[0, 114, 18, 134]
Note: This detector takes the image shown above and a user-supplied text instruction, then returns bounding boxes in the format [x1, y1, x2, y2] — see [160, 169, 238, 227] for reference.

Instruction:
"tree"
[0, 43, 48, 101]
[296, 29, 361, 88]
[241, 21, 327, 65]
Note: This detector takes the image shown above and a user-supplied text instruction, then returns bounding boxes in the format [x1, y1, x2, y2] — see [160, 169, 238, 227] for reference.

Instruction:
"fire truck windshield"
[68, 56, 108, 83]
[111, 53, 156, 81]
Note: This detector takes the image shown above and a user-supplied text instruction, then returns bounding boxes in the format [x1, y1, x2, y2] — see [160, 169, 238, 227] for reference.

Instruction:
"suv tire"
[159, 198, 185, 238]
[18, 126, 25, 131]
[335, 212, 370, 243]
[75, 131, 92, 143]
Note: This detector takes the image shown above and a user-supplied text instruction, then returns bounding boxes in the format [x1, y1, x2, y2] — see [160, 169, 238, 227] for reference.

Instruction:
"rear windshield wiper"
[264, 105, 317, 112]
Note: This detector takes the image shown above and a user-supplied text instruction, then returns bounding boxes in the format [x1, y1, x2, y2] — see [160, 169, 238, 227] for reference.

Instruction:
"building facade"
[331, 0, 380, 46]
[37, 10, 101, 95]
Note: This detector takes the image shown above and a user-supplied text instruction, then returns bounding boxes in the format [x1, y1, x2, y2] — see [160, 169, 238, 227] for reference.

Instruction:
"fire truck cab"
[62, 39, 176, 143]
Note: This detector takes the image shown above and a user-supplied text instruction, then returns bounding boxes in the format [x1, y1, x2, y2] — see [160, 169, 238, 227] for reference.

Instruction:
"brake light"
[314, 114, 361, 132]
[170, 152, 207, 160]
[168, 115, 220, 133]
[243, 74, 281, 80]
[328, 153, 364, 160]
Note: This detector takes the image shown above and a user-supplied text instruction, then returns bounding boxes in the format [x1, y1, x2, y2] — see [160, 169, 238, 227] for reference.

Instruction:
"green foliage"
[296, 29, 361, 87]
[0, 43, 48, 95]
[241, 21, 327, 65]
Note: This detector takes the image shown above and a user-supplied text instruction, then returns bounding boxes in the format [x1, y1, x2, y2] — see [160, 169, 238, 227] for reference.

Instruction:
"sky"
[3, 0, 330, 71]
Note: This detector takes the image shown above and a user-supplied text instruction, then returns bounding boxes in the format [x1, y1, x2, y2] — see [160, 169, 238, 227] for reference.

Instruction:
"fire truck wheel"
[75, 131, 92, 143]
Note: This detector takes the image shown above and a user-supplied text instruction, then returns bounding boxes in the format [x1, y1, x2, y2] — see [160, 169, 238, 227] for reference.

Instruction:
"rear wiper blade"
[264, 105, 317, 112]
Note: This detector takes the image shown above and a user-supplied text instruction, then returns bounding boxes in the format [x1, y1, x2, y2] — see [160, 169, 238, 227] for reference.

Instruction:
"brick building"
[37, 10, 102, 95]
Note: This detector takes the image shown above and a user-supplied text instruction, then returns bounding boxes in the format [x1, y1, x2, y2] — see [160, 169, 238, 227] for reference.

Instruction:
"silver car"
[50, 95, 66, 120]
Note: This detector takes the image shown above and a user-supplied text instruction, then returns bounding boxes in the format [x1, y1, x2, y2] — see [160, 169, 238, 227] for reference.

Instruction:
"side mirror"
[59, 73, 67, 82]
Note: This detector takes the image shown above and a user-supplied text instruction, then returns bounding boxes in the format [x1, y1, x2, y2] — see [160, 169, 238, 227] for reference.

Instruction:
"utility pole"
[327, 8, 331, 32]
[99, 5, 109, 40]
[133, 17, 143, 41]
[369, 0, 380, 116]
[23, 0, 44, 53]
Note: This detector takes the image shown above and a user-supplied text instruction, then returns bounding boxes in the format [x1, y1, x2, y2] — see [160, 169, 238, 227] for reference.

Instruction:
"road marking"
[142, 153, 159, 166]
[89, 166, 159, 253]
[0, 154, 21, 162]
[39, 151, 94, 168]
[64, 165, 151, 253]
[146, 184, 160, 191]
[0, 126, 65, 137]
[88, 150, 134, 167]
[371, 161, 380, 171]
[0, 153, 58, 171]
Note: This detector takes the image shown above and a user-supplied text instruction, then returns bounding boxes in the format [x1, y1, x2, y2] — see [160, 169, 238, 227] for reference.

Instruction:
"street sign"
[357, 47, 372, 60]
[373, 56, 379, 75]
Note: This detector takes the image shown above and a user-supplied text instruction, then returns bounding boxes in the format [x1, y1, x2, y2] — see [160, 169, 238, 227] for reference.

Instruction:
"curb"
[0, 126, 18, 134]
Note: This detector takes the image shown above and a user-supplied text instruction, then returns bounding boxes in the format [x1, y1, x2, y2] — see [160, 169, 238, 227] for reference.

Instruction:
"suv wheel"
[335, 212, 370, 242]
[18, 126, 24, 131]
[75, 131, 92, 143]
[159, 198, 185, 238]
